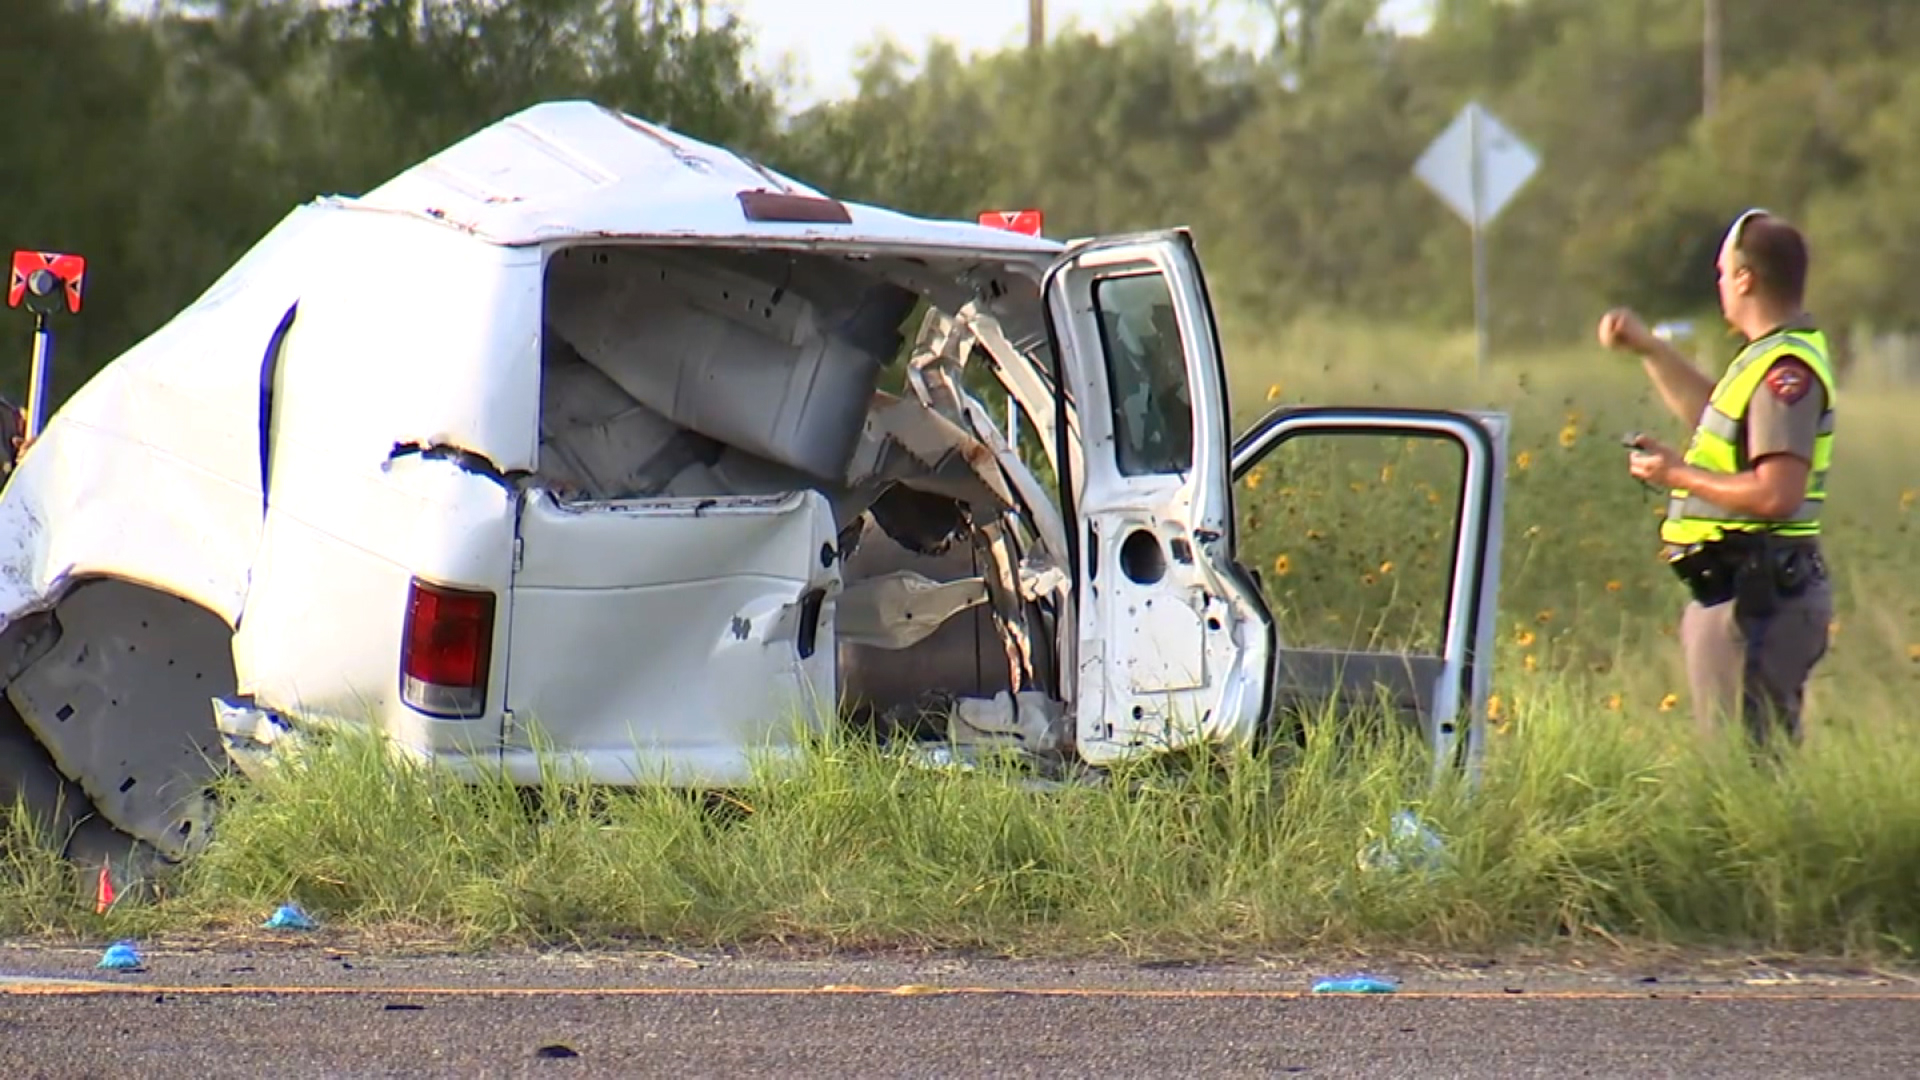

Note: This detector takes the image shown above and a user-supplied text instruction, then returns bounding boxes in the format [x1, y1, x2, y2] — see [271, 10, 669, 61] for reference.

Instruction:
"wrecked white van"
[0, 102, 1508, 875]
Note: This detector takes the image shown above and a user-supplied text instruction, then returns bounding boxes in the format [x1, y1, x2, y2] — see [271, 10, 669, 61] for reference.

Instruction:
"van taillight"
[400, 578, 495, 718]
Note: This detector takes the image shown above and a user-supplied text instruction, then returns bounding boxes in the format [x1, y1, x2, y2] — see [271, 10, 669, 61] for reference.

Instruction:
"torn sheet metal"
[5, 581, 234, 861]
[542, 244, 912, 482]
[843, 392, 1018, 511]
[211, 697, 302, 780]
[949, 691, 1068, 756]
[834, 570, 990, 652]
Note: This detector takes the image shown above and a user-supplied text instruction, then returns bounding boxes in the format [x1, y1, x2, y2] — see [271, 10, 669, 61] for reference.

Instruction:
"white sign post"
[1413, 102, 1540, 372]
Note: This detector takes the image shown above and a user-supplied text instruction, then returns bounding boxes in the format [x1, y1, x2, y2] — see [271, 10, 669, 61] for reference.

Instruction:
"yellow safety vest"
[1660, 327, 1836, 547]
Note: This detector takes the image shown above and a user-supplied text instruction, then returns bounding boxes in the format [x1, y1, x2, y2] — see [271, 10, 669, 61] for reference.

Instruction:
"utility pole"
[1703, 0, 1722, 118]
[1029, 0, 1045, 52]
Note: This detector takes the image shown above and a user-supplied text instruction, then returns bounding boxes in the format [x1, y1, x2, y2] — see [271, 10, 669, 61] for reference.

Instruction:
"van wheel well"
[0, 578, 237, 863]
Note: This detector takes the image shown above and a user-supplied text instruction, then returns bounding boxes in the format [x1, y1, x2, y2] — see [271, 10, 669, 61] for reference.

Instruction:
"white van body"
[0, 102, 1508, 874]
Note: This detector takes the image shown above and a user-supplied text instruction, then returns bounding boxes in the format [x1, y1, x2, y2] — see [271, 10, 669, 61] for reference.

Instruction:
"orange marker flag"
[95, 860, 116, 914]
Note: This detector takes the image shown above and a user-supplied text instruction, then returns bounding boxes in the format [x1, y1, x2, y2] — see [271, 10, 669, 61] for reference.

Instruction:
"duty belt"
[1664, 534, 1826, 610]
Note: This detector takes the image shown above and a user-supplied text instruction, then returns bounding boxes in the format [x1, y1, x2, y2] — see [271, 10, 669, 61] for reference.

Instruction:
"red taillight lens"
[400, 578, 496, 718]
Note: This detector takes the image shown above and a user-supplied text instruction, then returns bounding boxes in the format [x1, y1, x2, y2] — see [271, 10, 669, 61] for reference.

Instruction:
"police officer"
[1596, 209, 1835, 750]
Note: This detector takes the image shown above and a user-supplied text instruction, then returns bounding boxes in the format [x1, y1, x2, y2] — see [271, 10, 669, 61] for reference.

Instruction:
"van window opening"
[1090, 271, 1194, 477]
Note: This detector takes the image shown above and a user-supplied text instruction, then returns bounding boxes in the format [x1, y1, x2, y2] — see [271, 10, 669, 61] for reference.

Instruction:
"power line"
[1703, 0, 1722, 117]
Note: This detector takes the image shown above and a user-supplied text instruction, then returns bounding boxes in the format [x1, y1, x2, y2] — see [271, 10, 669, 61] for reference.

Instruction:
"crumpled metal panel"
[6, 580, 234, 861]
[349, 102, 1068, 259]
[543, 245, 910, 482]
[0, 206, 327, 630]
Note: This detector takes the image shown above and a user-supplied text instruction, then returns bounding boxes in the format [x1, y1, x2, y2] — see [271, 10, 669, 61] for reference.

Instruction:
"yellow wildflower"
[1659, 693, 1680, 712]
[1266, 383, 1284, 402]
[1908, 644, 1920, 663]
[1514, 628, 1537, 648]
[1487, 694, 1506, 722]
[1602, 693, 1622, 712]
[1244, 468, 1264, 491]
[1515, 450, 1533, 471]
[1558, 424, 1579, 449]
[1379, 464, 1395, 484]
[1605, 580, 1623, 594]
[1379, 560, 1395, 575]
[1427, 490, 1442, 505]
[1349, 480, 1367, 494]
[1306, 528, 1324, 541]
[1901, 488, 1916, 511]
[1273, 554, 1292, 577]
[1523, 654, 1538, 673]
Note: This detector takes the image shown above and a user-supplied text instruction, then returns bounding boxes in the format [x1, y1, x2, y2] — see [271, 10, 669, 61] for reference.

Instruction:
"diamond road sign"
[1414, 102, 1539, 229]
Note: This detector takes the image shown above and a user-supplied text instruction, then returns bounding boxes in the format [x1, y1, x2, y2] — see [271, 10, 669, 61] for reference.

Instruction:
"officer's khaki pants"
[1679, 576, 1833, 748]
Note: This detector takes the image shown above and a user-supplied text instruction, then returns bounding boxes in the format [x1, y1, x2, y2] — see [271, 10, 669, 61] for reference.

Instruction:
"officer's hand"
[1627, 439, 1680, 487]
[1597, 308, 1654, 354]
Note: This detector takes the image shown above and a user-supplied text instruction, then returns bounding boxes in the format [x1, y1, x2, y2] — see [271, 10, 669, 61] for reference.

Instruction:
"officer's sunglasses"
[1719, 206, 1771, 283]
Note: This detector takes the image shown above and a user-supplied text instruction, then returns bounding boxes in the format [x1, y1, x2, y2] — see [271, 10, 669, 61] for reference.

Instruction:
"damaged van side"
[0, 102, 1507, 883]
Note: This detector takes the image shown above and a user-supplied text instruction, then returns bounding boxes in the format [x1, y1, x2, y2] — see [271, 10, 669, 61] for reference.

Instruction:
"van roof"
[332, 101, 1065, 260]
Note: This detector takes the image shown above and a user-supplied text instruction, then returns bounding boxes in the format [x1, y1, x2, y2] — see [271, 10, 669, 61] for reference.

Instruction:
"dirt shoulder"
[4, 931, 1916, 996]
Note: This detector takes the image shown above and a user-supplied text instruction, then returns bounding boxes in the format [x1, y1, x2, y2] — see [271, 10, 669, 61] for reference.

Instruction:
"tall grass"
[1, 317, 1915, 958]
[7, 703, 1918, 959]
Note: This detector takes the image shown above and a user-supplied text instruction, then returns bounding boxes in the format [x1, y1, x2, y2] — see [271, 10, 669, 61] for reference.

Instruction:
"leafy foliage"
[8, 0, 1920, 397]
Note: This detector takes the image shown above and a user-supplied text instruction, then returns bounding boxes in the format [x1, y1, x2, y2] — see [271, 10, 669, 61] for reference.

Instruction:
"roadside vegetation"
[2, 0, 1916, 959]
[3, 325, 1914, 960]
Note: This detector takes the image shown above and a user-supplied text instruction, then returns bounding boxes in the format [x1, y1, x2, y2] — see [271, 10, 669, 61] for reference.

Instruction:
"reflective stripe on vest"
[1660, 328, 1836, 547]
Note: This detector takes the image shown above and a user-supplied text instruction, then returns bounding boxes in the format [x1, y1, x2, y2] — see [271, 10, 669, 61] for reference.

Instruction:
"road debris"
[263, 902, 317, 930]
[1312, 975, 1400, 994]
[1357, 808, 1449, 874]
[96, 941, 143, 971]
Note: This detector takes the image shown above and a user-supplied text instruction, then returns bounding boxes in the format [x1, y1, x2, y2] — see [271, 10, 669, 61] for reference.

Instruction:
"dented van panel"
[0, 100, 1509, 875]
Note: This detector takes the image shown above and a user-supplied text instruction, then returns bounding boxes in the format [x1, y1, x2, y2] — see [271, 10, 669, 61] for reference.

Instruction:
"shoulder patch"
[1764, 359, 1814, 404]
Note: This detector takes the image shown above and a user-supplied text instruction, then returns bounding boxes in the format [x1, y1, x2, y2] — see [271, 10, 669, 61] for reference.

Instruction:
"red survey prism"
[9, 251, 87, 314]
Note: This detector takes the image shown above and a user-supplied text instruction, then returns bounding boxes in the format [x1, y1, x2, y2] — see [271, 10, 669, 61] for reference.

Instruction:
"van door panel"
[1231, 407, 1508, 777]
[503, 489, 838, 783]
[1041, 231, 1274, 762]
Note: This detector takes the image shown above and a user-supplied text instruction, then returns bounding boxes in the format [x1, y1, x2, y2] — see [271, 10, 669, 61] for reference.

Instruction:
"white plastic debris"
[1357, 809, 1449, 874]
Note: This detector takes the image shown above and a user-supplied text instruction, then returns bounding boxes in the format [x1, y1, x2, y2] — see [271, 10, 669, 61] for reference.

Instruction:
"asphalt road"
[3, 943, 1918, 1078]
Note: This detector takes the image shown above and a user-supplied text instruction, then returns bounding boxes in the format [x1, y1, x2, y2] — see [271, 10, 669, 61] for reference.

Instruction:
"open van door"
[1041, 230, 1275, 764]
[1231, 407, 1508, 779]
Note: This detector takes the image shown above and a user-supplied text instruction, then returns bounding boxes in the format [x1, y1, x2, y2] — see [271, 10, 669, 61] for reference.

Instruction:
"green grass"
[7, 704, 1919, 960]
[2, 317, 1916, 960]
